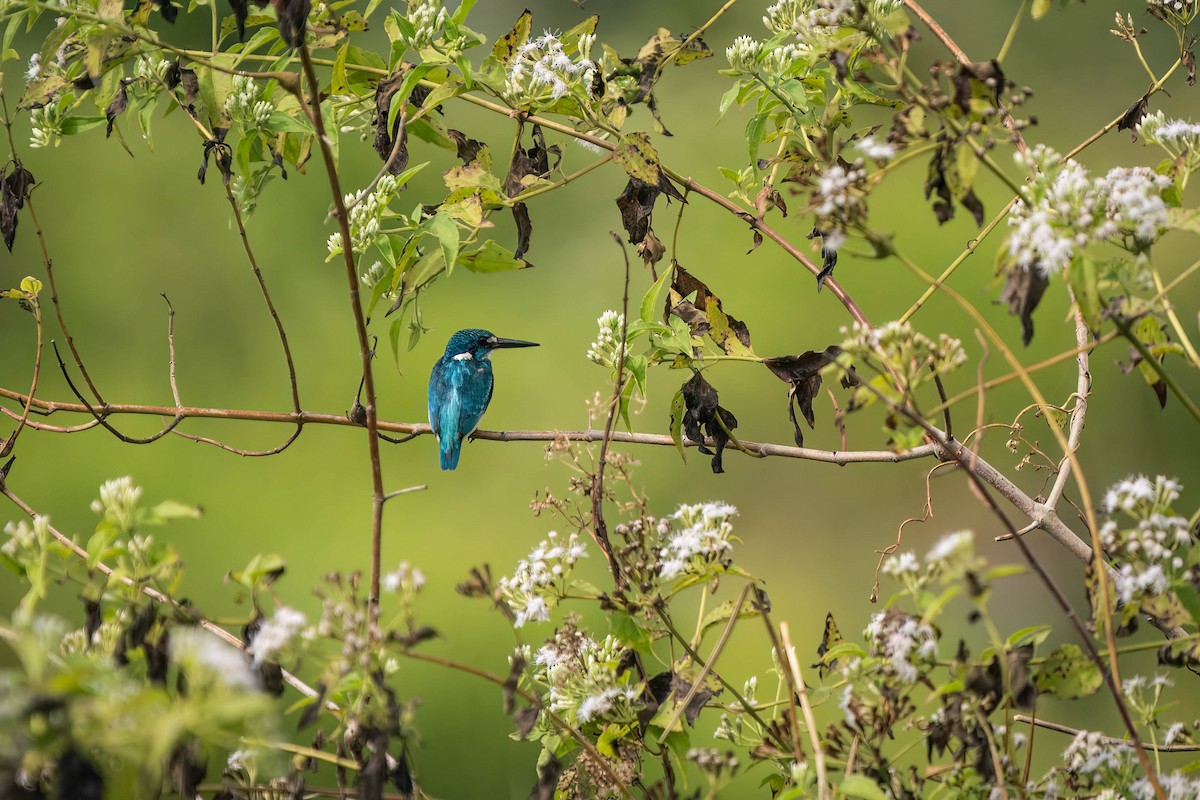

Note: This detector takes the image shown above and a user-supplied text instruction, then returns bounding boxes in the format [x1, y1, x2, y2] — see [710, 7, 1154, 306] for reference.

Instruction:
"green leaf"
[19, 276, 42, 297]
[427, 213, 460, 277]
[59, 116, 107, 136]
[668, 389, 687, 462]
[490, 9, 531, 65]
[698, 598, 760, 637]
[745, 112, 767, 162]
[227, 552, 286, 590]
[641, 263, 674, 323]
[145, 500, 203, 523]
[612, 131, 664, 184]
[609, 610, 656, 655]
[1034, 644, 1102, 699]
[1005, 625, 1051, 649]
[839, 775, 890, 800]
[458, 241, 529, 273]
[1031, 0, 1052, 19]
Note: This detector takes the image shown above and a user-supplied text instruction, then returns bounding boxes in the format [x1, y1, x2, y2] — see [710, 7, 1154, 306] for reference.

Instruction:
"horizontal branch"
[1013, 714, 1200, 753]
[0, 387, 935, 465]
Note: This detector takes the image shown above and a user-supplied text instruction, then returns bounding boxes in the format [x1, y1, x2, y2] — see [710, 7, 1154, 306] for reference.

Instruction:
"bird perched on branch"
[428, 329, 538, 470]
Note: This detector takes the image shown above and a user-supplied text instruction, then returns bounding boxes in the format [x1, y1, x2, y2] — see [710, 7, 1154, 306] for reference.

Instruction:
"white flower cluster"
[250, 606, 307, 666]
[1061, 730, 1133, 789]
[91, 476, 143, 532]
[401, 0, 447, 50]
[29, 103, 65, 149]
[814, 162, 866, 217]
[133, 55, 170, 83]
[533, 625, 640, 726]
[837, 320, 968, 380]
[658, 502, 738, 580]
[725, 35, 763, 72]
[1147, 0, 1198, 21]
[225, 75, 272, 130]
[360, 260, 387, 288]
[1099, 476, 1190, 606]
[506, 31, 595, 102]
[329, 174, 400, 256]
[1007, 145, 1171, 276]
[1138, 111, 1200, 172]
[881, 550, 919, 576]
[864, 610, 937, 684]
[1, 516, 50, 561]
[381, 560, 426, 595]
[171, 627, 258, 689]
[1103, 474, 1182, 514]
[498, 531, 588, 626]
[854, 135, 896, 161]
[762, 0, 901, 39]
[25, 53, 40, 83]
[585, 310, 627, 368]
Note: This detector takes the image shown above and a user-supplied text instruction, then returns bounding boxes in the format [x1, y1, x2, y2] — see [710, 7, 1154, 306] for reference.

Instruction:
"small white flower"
[250, 606, 307, 666]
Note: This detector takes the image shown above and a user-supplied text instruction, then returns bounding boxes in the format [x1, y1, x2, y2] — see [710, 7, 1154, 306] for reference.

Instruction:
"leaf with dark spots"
[448, 129, 485, 165]
[670, 670, 721, 725]
[105, 81, 129, 138]
[1117, 93, 1150, 141]
[680, 372, 738, 473]
[953, 60, 1006, 111]
[813, 612, 843, 678]
[668, 265, 753, 355]
[764, 347, 839, 447]
[999, 264, 1048, 346]
[274, 0, 311, 48]
[528, 753, 562, 800]
[58, 749, 104, 800]
[491, 9, 532, 65]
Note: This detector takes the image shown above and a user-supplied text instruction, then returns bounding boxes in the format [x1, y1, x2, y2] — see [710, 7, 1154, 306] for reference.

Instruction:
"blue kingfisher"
[427, 329, 538, 470]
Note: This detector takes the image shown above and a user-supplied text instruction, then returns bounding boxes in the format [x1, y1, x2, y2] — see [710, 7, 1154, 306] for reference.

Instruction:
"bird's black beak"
[490, 337, 539, 349]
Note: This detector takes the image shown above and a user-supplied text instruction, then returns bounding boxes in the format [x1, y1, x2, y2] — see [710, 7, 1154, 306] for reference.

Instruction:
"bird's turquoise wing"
[455, 361, 493, 440]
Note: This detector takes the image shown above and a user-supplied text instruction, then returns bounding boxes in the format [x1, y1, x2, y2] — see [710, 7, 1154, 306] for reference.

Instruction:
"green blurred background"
[2, 0, 1199, 795]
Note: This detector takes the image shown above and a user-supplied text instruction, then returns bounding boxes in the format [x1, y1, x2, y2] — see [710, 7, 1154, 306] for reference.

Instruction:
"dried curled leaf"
[763, 347, 840, 447]
[679, 372, 739, 474]
[999, 264, 1048, 347]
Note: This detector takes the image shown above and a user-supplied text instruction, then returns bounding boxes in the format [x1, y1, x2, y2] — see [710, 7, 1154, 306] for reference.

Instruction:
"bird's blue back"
[428, 331, 496, 470]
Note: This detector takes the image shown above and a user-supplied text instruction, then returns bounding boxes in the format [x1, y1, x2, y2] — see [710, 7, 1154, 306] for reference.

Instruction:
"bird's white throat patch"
[452, 352, 473, 361]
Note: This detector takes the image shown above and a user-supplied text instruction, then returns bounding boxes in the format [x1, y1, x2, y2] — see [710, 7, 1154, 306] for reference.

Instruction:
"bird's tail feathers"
[439, 437, 462, 471]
